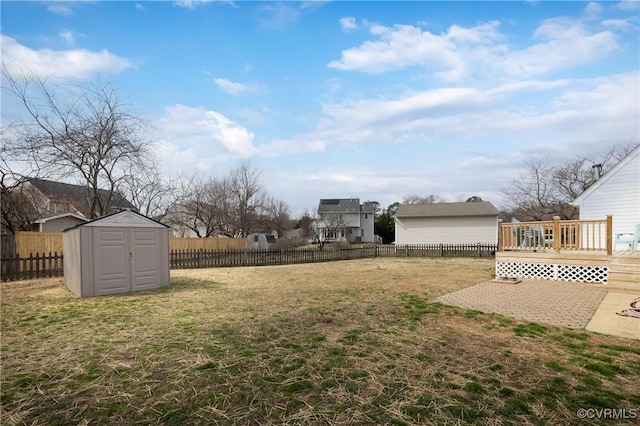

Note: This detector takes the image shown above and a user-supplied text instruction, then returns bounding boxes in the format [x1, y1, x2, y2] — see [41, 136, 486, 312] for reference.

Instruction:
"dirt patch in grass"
[2, 258, 639, 425]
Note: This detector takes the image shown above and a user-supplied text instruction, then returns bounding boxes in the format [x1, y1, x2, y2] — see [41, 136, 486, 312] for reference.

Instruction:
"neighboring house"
[31, 212, 88, 233]
[395, 201, 500, 245]
[572, 145, 640, 246]
[317, 198, 375, 243]
[11, 177, 136, 232]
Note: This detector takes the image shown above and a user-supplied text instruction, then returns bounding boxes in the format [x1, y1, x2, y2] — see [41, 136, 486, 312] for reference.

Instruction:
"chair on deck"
[528, 225, 553, 249]
[614, 224, 640, 252]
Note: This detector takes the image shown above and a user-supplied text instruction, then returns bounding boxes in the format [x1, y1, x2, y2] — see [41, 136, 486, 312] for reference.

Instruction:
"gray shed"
[63, 210, 170, 297]
[246, 232, 277, 250]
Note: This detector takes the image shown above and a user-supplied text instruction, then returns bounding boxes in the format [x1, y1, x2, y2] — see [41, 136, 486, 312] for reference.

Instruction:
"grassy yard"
[2, 258, 639, 425]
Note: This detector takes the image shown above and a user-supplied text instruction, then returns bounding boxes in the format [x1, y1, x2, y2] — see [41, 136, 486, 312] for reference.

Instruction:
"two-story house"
[317, 198, 375, 243]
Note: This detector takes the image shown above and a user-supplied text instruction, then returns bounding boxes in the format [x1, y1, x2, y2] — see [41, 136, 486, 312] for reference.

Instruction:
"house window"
[365, 214, 368, 219]
[361, 229, 364, 237]
[254, 236, 259, 242]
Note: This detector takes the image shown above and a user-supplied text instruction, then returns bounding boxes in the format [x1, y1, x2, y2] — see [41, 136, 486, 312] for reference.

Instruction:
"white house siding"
[574, 150, 640, 239]
[396, 216, 498, 245]
[342, 212, 361, 228]
[40, 216, 86, 233]
[360, 212, 374, 243]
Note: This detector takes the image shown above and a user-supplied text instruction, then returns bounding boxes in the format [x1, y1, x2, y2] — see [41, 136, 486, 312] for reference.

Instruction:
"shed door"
[130, 229, 161, 291]
[93, 228, 131, 296]
[93, 228, 162, 296]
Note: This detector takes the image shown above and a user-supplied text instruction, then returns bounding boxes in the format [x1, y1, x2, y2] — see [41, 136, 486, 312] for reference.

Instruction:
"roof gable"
[64, 210, 168, 231]
[33, 212, 88, 224]
[573, 145, 640, 205]
[396, 201, 499, 218]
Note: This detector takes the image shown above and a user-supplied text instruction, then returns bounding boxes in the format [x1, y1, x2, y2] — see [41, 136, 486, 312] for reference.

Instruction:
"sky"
[1, 0, 639, 215]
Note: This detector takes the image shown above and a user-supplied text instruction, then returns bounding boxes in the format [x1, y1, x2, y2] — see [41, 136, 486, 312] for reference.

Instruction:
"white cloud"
[153, 105, 257, 172]
[214, 77, 258, 95]
[259, 2, 302, 28]
[259, 1, 325, 29]
[285, 72, 639, 159]
[328, 21, 502, 78]
[1, 35, 133, 80]
[329, 17, 620, 81]
[583, 2, 604, 20]
[601, 18, 637, 31]
[59, 30, 75, 45]
[503, 17, 618, 77]
[340, 17, 357, 32]
[615, 1, 639, 11]
[46, 2, 74, 16]
[173, 0, 214, 9]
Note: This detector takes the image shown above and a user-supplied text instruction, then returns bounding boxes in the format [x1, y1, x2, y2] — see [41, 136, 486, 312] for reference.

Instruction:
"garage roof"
[396, 201, 499, 218]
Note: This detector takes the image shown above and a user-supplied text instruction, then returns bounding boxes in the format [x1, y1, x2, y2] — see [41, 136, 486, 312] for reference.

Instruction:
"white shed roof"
[63, 210, 169, 231]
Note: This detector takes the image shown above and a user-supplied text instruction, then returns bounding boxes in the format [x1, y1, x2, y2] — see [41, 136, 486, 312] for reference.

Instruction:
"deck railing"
[498, 216, 612, 255]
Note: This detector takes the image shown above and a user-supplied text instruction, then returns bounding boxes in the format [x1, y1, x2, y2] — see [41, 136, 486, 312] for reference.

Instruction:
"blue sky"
[2, 1, 639, 214]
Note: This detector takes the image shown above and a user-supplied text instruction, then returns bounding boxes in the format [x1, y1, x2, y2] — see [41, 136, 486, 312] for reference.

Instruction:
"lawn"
[2, 258, 639, 425]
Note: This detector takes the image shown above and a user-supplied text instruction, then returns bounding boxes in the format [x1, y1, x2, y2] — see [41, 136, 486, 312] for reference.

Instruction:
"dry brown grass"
[2, 258, 639, 425]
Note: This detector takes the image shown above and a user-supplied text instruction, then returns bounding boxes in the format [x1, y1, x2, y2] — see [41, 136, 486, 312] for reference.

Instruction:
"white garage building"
[63, 210, 170, 297]
[395, 201, 500, 245]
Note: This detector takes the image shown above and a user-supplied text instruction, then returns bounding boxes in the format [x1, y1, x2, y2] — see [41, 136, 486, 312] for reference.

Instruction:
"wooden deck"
[496, 250, 640, 291]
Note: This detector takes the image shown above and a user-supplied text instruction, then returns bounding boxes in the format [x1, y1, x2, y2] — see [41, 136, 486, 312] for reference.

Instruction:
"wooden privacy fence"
[9, 232, 247, 256]
[169, 237, 246, 251]
[15, 231, 64, 256]
[1, 244, 497, 282]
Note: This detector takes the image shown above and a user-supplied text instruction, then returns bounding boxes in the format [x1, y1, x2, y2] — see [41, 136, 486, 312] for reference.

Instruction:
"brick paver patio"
[436, 279, 609, 329]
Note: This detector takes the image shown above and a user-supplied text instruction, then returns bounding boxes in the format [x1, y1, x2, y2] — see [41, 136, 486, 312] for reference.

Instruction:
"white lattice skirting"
[496, 261, 609, 284]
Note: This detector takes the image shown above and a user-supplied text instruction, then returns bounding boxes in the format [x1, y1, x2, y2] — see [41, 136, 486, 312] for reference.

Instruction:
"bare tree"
[502, 142, 639, 220]
[403, 194, 444, 204]
[225, 160, 268, 237]
[554, 142, 638, 200]
[170, 175, 231, 238]
[120, 164, 185, 222]
[294, 210, 316, 240]
[2, 70, 151, 218]
[317, 212, 348, 242]
[263, 197, 293, 238]
[0, 173, 40, 234]
[502, 157, 563, 220]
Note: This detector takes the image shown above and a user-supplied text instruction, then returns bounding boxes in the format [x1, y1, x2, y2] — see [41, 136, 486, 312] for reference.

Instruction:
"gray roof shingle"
[396, 201, 499, 218]
[318, 198, 362, 214]
[26, 177, 136, 213]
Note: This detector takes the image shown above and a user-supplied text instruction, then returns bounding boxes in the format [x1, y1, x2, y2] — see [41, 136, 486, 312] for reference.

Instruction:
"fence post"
[606, 214, 613, 255]
[553, 216, 561, 253]
[30, 253, 36, 280]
